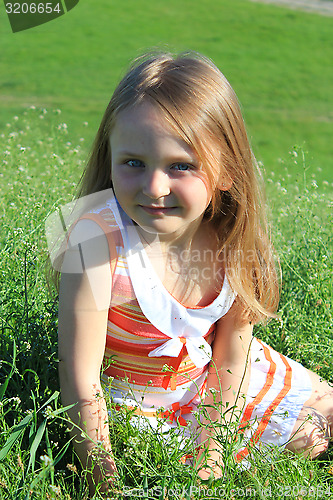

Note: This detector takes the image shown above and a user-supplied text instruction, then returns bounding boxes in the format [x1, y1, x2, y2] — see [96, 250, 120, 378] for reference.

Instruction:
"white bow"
[148, 336, 212, 368]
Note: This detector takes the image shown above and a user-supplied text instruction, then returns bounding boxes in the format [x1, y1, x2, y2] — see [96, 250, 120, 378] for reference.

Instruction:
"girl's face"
[110, 102, 215, 242]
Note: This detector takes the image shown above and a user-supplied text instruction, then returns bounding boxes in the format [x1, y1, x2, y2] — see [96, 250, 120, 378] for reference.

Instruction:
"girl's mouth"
[140, 205, 175, 215]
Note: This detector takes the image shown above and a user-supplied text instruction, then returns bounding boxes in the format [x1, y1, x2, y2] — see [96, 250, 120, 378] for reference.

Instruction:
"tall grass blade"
[0, 413, 33, 461]
[0, 340, 16, 401]
[26, 419, 47, 474]
[38, 390, 60, 412]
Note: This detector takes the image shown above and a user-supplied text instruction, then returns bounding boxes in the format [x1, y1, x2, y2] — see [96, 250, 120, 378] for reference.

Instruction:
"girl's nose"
[142, 169, 171, 199]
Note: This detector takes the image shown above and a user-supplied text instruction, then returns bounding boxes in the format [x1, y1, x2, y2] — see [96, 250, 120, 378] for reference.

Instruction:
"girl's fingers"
[198, 467, 214, 480]
[196, 445, 224, 480]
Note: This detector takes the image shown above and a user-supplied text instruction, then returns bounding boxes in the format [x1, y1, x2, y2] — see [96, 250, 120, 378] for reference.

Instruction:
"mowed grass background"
[1, 0, 333, 182]
[0, 1, 333, 499]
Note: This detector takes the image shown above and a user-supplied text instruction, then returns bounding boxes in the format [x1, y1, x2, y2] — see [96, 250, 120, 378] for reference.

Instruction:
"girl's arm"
[58, 219, 116, 495]
[198, 303, 253, 479]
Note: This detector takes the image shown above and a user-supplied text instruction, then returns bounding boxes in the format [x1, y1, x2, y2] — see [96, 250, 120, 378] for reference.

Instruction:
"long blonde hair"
[78, 50, 280, 322]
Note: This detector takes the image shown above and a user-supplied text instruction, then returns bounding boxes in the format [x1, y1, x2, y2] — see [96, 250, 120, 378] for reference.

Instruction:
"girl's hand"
[88, 452, 118, 497]
[196, 434, 224, 481]
[197, 454, 224, 481]
[196, 305, 253, 482]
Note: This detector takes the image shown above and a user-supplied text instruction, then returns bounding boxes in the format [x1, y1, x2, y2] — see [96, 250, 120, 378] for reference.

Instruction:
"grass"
[1, 0, 333, 181]
[0, 108, 332, 499]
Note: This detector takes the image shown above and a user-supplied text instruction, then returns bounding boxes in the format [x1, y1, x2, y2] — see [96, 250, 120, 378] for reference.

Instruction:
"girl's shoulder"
[62, 194, 122, 276]
[71, 192, 125, 248]
[61, 217, 111, 277]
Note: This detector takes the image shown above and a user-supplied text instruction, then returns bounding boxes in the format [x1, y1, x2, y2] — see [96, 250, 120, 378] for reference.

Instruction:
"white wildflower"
[49, 484, 61, 495]
[128, 436, 140, 446]
[10, 396, 21, 404]
[40, 455, 52, 466]
[57, 123, 68, 131]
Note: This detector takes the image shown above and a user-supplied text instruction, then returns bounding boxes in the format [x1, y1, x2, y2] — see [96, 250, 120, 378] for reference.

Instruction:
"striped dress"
[83, 194, 312, 462]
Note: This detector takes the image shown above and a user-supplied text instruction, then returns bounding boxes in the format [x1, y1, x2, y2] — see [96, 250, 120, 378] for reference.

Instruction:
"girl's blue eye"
[172, 163, 191, 171]
[126, 159, 144, 168]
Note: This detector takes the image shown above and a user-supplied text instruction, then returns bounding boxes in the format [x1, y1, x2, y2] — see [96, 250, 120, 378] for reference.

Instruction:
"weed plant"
[0, 109, 332, 499]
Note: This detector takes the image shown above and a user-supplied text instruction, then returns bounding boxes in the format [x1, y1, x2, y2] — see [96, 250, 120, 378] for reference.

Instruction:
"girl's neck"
[136, 216, 209, 255]
[136, 220, 223, 307]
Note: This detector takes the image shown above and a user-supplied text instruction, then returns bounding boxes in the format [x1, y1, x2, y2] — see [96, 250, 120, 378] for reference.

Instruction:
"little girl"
[57, 51, 332, 493]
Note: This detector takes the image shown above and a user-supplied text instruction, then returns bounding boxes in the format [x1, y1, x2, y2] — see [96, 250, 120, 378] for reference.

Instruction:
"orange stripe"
[104, 365, 206, 387]
[238, 340, 277, 428]
[110, 308, 153, 326]
[235, 344, 292, 462]
[104, 347, 197, 369]
[105, 363, 202, 380]
[104, 361, 201, 380]
[106, 336, 168, 355]
[162, 338, 187, 390]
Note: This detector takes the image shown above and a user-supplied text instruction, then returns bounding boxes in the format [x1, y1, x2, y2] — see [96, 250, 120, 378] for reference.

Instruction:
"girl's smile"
[110, 102, 213, 243]
[139, 205, 176, 215]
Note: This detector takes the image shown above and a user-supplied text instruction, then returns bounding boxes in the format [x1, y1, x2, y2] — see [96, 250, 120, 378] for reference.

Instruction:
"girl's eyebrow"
[114, 150, 197, 163]
[115, 150, 143, 157]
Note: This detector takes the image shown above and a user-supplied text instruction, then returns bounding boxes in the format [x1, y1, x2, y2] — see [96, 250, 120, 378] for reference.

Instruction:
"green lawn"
[0, 102, 332, 500]
[1, 0, 333, 182]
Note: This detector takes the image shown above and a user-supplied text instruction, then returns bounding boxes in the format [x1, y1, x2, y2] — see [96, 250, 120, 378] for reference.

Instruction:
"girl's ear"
[217, 175, 233, 191]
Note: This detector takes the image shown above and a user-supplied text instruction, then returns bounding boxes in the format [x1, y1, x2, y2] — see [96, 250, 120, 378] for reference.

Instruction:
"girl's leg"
[285, 370, 333, 458]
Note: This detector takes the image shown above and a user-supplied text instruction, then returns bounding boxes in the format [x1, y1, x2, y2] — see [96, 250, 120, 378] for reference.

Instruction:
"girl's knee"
[286, 407, 330, 459]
